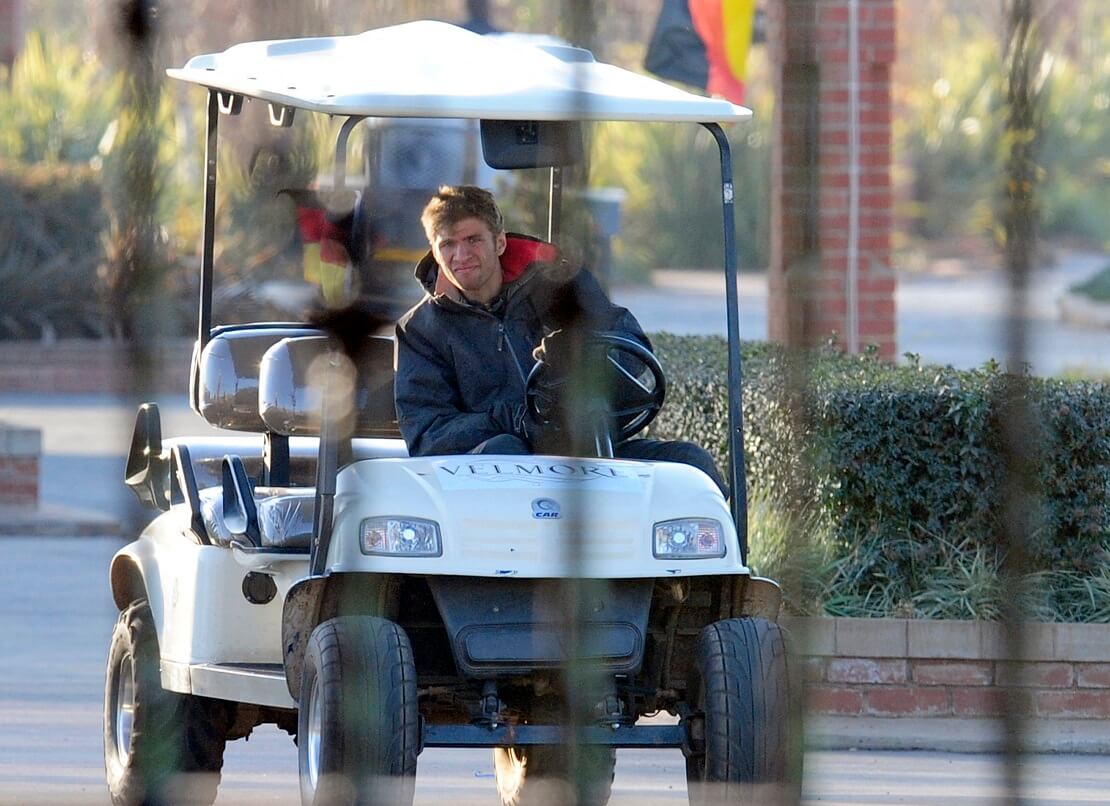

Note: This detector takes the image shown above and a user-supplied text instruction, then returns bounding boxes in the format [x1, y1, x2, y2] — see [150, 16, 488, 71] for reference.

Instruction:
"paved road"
[613, 250, 1110, 377]
[3, 536, 1110, 805]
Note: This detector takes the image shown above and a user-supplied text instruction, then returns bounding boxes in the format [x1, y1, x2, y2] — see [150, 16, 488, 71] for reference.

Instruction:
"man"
[394, 185, 726, 495]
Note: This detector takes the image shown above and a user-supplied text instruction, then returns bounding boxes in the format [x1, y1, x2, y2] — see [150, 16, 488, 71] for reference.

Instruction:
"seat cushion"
[198, 486, 315, 550]
[255, 488, 316, 549]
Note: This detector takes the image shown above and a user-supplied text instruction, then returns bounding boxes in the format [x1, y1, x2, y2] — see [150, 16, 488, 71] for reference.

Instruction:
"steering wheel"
[525, 332, 666, 446]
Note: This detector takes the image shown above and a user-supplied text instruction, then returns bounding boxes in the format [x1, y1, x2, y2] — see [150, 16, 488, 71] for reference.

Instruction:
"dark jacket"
[394, 234, 649, 456]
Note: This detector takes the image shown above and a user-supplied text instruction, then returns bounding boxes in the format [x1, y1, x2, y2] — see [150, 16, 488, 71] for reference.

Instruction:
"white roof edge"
[166, 21, 752, 124]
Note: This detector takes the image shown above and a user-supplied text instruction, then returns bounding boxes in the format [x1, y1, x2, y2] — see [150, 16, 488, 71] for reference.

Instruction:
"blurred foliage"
[0, 33, 121, 164]
[592, 116, 770, 280]
[896, 30, 1000, 241]
[649, 333, 1110, 620]
[895, 1, 1110, 250]
[1037, 39, 1110, 246]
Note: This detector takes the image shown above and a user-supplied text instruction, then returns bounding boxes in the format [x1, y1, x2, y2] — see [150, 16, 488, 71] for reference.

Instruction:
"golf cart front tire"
[103, 599, 232, 806]
[684, 617, 799, 806]
[298, 615, 419, 806]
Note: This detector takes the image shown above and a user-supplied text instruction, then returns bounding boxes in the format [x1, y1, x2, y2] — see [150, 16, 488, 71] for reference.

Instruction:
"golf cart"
[104, 20, 795, 806]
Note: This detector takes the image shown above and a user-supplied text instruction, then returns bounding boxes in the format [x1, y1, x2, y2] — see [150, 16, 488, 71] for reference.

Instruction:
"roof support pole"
[309, 367, 340, 577]
[701, 122, 748, 561]
[547, 166, 563, 243]
[198, 88, 219, 353]
[334, 115, 367, 191]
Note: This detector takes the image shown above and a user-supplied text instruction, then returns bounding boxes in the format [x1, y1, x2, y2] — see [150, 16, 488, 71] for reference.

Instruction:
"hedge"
[0, 160, 105, 338]
[647, 334, 1110, 613]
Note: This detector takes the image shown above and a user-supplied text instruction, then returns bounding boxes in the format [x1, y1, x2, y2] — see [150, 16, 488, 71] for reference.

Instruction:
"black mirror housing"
[124, 403, 171, 511]
[480, 119, 583, 169]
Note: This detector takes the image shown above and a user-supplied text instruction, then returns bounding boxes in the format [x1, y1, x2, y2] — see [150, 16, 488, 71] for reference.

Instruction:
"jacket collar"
[413, 233, 562, 298]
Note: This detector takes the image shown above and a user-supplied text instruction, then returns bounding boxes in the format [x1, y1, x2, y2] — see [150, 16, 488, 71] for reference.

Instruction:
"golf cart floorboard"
[168, 661, 295, 709]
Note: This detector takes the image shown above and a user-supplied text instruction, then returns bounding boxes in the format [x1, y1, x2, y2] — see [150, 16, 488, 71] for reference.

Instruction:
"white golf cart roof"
[167, 20, 751, 123]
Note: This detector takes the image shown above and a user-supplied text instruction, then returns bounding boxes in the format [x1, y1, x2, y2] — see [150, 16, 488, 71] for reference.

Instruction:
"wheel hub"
[114, 655, 135, 763]
[306, 677, 323, 790]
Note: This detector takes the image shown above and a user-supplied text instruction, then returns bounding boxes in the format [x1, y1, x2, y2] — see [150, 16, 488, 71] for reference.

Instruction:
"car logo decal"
[531, 498, 561, 519]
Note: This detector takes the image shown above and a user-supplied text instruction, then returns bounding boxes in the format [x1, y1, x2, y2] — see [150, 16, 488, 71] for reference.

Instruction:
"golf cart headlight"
[653, 519, 725, 559]
[360, 517, 441, 557]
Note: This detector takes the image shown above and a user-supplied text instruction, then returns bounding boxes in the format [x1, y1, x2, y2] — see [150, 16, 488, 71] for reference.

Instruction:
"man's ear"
[495, 231, 507, 256]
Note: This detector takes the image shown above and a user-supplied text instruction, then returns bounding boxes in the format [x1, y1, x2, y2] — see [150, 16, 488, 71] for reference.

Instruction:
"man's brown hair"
[420, 185, 504, 242]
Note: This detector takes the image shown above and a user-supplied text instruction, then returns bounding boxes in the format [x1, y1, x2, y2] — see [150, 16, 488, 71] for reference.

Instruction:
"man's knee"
[662, 441, 720, 479]
[470, 433, 531, 455]
[620, 439, 728, 496]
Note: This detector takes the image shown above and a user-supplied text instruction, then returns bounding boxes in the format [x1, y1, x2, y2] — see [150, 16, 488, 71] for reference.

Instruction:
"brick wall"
[0, 339, 194, 395]
[767, 0, 897, 358]
[0, 424, 40, 507]
[790, 617, 1110, 720]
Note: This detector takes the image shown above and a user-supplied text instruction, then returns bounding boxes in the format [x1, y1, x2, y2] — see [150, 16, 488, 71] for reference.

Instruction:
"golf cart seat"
[194, 323, 327, 434]
[257, 333, 400, 439]
[186, 326, 403, 549]
[192, 333, 399, 550]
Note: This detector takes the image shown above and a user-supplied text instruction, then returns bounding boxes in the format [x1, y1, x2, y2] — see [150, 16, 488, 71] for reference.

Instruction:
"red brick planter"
[0, 424, 40, 507]
[789, 617, 1110, 720]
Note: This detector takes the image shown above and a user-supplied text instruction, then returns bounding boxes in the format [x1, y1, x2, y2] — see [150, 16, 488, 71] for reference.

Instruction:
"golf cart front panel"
[327, 456, 744, 578]
[110, 510, 301, 703]
[425, 576, 652, 677]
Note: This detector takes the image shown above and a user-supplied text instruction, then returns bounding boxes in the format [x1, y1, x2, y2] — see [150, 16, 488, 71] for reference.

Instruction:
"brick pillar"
[0, 424, 40, 507]
[767, 0, 896, 358]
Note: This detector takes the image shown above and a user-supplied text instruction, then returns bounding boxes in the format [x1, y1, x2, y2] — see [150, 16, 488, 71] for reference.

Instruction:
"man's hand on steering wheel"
[526, 332, 666, 446]
[530, 330, 574, 421]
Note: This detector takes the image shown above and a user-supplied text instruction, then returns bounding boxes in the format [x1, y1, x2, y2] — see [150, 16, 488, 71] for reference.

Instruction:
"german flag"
[645, 0, 757, 105]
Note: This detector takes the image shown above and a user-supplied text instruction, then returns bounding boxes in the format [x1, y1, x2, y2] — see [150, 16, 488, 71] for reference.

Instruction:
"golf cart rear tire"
[297, 616, 419, 806]
[493, 744, 615, 806]
[684, 617, 799, 806]
[103, 599, 232, 806]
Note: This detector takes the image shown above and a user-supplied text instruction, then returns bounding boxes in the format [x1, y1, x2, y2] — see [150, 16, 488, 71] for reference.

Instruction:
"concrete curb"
[807, 715, 1110, 754]
[0, 504, 120, 537]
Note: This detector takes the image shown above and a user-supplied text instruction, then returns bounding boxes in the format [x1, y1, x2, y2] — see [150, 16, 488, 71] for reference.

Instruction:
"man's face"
[430, 216, 507, 304]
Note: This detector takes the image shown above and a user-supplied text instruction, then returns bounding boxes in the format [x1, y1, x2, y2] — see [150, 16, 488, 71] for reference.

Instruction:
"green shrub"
[1069, 264, 1110, 303]
[0, 160, 106, 338]
[648, 333, 1110, 620]
[0, 33, 119, 164]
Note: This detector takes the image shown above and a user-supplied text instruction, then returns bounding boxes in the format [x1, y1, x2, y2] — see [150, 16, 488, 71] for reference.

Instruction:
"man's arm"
[394, 320, 518, 456]
[562, 267, 651, 350]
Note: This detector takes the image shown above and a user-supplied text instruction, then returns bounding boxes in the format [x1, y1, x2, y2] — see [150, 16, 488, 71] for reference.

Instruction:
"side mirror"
[124, 403, 170, 511]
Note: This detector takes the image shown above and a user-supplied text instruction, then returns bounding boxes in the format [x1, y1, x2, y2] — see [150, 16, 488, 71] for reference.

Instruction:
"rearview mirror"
[480, 119, 583, 169]
[124, 403, 170, 511]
